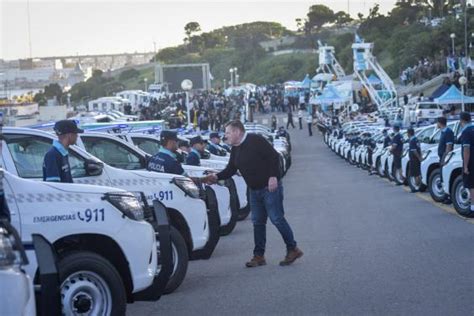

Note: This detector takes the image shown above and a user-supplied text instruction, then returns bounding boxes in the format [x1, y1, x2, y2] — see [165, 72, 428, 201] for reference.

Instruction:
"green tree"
[43, 83, 63, 102]
[305, 5, 336, 31]
[184, 22, 201, 42]
[334, 11, 353, 26]
[119, 68, 140, 81]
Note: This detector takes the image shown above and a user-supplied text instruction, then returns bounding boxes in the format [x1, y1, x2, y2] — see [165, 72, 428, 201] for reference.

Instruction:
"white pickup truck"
[74, 131, 238, 236]
[1, 127, 210, 294]
[410, 102, 443, 125]
[3, 168, 173, 314]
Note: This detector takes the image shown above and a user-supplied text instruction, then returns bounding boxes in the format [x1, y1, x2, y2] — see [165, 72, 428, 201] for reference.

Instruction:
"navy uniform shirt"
[408, 136, 421, 161]
[459, 124, 474, 169]
[391, 133, 403, 157]
[43, 140, 73, 183]
[186, 149, 201, 166]
[207, 143, 220, 155]
[383, 135, 391, 148]
[438, 127, 455, 159]
[147, 148, 186, 175]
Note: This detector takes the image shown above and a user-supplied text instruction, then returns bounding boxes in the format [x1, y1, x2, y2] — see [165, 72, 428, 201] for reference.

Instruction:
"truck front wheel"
[58, 251, 126, 316]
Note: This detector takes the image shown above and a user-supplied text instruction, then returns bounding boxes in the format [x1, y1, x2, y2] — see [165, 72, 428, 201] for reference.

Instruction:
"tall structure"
[352, 41, 397, 109]
[316, 41, 346, 80]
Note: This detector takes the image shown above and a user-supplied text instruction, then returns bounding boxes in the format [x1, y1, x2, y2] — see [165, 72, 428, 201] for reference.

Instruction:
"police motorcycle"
[441, 147, 474, 218]
[1, 127, 204, 294]
[119, 132, 250, 222]
[74, 131, 237, 237]
[2, 169, 173, 314]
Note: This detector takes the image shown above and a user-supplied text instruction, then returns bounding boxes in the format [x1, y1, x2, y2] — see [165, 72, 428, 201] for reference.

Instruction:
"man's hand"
[268, 177, 278, 192]
[464, 166, 470, 175]
[203, 173, 218, 185]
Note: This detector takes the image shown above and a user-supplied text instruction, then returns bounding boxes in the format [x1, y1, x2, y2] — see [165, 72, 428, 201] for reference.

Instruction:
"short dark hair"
[437, 116, 447, 126]
[460, 111, 471, 123]
[393, 125, 400, 132]
[407, 127, 415, 136]
[225, 120, 245, 132]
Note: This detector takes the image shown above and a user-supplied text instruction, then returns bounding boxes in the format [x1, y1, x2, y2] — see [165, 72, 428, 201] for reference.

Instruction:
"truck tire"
[190, 187, 220, 259]
[219, 181, 239, 236]
[238, 187, 251, 221]
[377, 159, 385, 177]
[408, 173, 426, 193]
[428, 168, 446, 202]
[451, 175, 474, 218]
[58, 251, 126, 316]
[164, 226, 189, 294]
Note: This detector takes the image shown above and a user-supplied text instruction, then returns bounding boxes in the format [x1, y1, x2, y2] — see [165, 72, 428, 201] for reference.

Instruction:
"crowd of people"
[399, 57, 446, 86]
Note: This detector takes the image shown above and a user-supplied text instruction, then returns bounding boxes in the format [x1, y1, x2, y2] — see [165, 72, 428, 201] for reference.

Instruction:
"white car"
[1, 127, 208, 294]
[3, 169, 171, 314]
[410, 102, 443, 125]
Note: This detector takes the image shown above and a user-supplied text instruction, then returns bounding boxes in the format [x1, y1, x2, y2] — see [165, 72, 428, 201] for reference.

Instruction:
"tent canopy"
[430, 84, 451, 99]
[312, 73, 333, 82]
[367, 74, 381, 85]
[301, 74, 313, 88]
[314, 85, 349, 104]
[434, 85, 474, 104]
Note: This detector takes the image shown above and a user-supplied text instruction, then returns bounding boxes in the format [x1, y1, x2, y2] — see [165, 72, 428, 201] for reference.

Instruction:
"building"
[259, 36, 297, 52]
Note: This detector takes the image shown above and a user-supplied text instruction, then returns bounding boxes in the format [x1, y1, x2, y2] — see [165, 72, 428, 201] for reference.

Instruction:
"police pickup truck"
[119, 133, 251, 221]
[3, 168, 173, 314]
[73, 131, 237, 237]
[1, 127, 208, 294]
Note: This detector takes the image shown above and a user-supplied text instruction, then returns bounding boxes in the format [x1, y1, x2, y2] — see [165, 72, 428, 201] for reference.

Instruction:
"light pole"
[181, 79, 193, 127]
[223, 79, 226, 89]
[234, 67, 238, 85]
[229, 68, 234, 87]
[450, 33, 456, 55]
[144, 78, 148, 92]
[460, 76, 467, 112]
[235, 74, 240, 86]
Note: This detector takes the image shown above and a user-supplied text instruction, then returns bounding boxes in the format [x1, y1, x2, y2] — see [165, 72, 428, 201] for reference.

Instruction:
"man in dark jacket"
[204, 120, 303, 267]
[186, 136, 205, 166]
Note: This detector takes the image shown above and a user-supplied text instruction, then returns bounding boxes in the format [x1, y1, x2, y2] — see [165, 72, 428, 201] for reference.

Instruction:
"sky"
[1, 0, 398, 60]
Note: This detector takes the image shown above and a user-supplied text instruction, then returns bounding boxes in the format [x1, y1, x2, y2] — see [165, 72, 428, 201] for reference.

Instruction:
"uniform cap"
[54, 120, 84, 135]
[160, 130, 178, 142]
[209, 132, 220, 139]
[190, 135, 205, 146]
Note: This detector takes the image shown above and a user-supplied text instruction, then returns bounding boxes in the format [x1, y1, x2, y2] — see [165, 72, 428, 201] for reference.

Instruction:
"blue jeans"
[249, 182, 297, 256]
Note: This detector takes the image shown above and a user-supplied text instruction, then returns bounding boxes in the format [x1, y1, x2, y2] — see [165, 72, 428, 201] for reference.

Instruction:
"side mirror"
[85, 159, 103, 176]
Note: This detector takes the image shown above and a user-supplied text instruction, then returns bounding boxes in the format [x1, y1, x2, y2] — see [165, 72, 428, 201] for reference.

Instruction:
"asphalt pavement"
[128, 120, 474, 316]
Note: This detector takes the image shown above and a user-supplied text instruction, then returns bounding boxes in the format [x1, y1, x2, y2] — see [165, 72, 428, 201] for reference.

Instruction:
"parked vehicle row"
[322, 120, 474, 219]
[0, 122, 292, 314]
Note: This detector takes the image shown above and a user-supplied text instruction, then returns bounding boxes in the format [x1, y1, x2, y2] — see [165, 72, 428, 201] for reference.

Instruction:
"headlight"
[0, 224, 27, 270]
[104, 192, 145, 221]
[444, 151, 455, 164]
[172, 177, 201, 199]
[0, 229, 16, 269]
[422, 150, 431, 160]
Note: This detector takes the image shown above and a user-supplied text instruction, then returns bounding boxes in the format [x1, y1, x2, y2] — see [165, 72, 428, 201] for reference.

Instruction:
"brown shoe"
[279, 247, 303, 266]
[245, 255, 266, 268]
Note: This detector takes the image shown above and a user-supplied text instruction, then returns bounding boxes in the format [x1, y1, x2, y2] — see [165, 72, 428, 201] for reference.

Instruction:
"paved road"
[129, 123, 474, 315]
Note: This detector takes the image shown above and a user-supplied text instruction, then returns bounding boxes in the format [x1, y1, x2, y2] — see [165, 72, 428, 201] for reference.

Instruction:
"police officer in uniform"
[390, 125, 405, 183]
[437, 116, 454, 203]
[186, 136, 205, 166]
[147, 131, 186, 175]
[407, 127, 422, 192]
[382, 129, 391, 148]
[459, 112, 474, 215]
[207, 132, 223, 156]
[43, 120, 84, 183]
